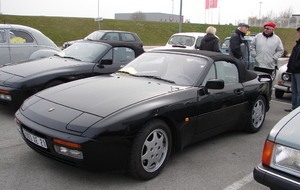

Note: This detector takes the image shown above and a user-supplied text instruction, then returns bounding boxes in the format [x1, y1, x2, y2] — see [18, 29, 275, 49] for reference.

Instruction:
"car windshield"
[84, 31, 105, 41]
[60, 42, 108, 62]
[168, 35, 195, 46]
[118, 52, 207, 86]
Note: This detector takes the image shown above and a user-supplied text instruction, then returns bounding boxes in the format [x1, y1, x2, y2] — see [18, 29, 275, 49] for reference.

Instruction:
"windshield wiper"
[54, 54, 81, 61]
[137, 75, 175, 83]
[172, 44, 186, 48]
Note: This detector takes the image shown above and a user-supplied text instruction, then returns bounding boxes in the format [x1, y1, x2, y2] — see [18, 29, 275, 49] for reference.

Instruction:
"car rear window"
[9, 30, 34, 43]
[121, 33, 135, 42]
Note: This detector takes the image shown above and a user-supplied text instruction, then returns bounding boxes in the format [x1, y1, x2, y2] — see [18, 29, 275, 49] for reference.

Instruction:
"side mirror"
[206, 79, 224, 89]
[100, 59, 113, 65]
[198, 79, 224, 96]
[98, 59, 113, 68]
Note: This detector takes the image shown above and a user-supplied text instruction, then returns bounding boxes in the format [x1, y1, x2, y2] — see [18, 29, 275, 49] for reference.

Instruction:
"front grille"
[0, 99, 10, 106]
[24, 139, 77, 167]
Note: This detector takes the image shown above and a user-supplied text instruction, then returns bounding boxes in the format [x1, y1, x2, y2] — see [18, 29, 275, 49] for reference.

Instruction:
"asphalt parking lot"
[0, 56, 292, 189]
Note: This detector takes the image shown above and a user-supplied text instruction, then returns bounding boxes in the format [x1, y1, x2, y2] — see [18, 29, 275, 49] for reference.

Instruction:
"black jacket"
[287, 39, 300, 73]
[199, 33, 221, 52]
[229, 29, 247, 59]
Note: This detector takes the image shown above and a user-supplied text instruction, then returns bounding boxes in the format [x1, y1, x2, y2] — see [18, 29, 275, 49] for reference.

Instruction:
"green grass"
[0, 14, 297, 54]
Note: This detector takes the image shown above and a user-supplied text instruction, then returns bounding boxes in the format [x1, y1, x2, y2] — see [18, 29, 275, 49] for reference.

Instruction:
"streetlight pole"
[259, 2, 262, 27]
[179, 0, 182, 33]
[98, 0, 100, 30]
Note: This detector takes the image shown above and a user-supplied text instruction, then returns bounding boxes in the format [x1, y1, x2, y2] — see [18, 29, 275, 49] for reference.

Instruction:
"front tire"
[246, 95, 266, 133]
[275, 89, 284, 99]
[128, 119, 172, 180]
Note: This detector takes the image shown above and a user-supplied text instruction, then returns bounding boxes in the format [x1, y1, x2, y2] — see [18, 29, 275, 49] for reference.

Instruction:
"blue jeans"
[291, 73, 300, 109]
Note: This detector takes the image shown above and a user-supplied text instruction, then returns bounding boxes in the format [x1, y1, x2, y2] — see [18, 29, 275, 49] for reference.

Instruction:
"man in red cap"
[250, 22, 284, 78]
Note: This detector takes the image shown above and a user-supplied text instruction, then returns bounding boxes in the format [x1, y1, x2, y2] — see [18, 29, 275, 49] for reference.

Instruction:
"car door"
[220, 38, 230, 54]
[195, 61, 245, 135]
[93, 47, 136, 74]
[8, 29, 39, 63]
[0, 29, 10, 65]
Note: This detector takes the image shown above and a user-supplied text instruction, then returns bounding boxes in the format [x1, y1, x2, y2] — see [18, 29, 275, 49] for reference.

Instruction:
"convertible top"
[150, 49, 257, 83]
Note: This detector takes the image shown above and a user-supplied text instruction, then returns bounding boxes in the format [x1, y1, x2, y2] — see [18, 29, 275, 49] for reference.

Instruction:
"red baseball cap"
[263, 22, 276, 28]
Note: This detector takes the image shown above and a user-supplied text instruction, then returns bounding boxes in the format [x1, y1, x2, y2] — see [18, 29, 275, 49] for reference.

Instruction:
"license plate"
[22, 128, 48, 149]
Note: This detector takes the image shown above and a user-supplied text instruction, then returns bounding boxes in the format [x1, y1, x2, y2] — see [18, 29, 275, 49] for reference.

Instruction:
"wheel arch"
[154, 115, 181, 153]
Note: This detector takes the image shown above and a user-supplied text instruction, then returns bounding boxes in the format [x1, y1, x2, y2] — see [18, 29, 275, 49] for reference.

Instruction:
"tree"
[279, 7, 293, 19]
[131, 11, 146, 21]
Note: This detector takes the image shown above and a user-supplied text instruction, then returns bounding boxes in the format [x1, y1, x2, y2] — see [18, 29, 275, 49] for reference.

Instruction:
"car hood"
[269, 108, 300, 149]
[20, 74, 187, 133]
[0, 56, 90, 79]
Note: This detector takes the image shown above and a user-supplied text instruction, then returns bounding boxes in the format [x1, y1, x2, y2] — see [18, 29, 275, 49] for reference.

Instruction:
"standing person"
[250, 22, 284, 78]
[229, 23, 250, 69]
[284, 27, 300, 112]
[199, 26, 221, 52]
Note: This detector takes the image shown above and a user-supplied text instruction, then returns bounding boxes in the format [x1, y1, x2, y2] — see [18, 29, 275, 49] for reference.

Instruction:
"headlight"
[0, 92, 12, 101]
[54, 145, 83, 159]
[282, 73, 291, 81]
[53, 138, 83, 159]
[272, 144, 300, 177]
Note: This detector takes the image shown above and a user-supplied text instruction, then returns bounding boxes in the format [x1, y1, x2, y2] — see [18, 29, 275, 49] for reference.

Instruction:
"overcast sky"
[1, 0, 300, 25]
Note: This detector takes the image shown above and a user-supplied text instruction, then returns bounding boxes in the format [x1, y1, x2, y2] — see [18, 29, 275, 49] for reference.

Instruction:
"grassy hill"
[0, 14, 297, 55]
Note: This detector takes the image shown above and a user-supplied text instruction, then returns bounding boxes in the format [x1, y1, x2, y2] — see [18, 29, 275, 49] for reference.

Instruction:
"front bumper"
[15, 110, 132, 171]
[0, 86, 32, 107]
[274, 84, 291, 93]
[253, 163, 300, 190]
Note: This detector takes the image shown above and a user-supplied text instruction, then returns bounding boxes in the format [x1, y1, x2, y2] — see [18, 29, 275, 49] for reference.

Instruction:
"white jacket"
[250, 33, 284, 70]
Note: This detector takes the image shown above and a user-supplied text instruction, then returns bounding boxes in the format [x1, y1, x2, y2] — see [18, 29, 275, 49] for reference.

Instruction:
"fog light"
[54, 145, 83, 159]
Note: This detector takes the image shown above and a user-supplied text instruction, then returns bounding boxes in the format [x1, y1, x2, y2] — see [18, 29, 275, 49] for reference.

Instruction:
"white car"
[154, 32, 207, 50]
[274, 63, 292, 98]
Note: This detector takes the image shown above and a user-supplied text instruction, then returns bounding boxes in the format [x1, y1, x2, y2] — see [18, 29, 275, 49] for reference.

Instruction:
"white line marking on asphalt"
[271, 99, 291, 106]
[222, 173, 253, 190]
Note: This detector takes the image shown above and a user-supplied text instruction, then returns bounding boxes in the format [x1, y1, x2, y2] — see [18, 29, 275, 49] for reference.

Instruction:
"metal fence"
[248, 17, 300, 29]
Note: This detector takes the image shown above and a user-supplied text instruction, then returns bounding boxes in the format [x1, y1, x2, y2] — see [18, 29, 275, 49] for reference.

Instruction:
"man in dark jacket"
[285, 27, 300, 112]
[199, 26, 221, 52]
[229, 23, 250, 69]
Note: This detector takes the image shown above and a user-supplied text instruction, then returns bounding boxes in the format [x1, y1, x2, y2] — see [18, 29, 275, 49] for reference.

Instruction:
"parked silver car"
[253, 106, 300, 189]
[274, 63, 292, 98]
[0, 24, 60, 65]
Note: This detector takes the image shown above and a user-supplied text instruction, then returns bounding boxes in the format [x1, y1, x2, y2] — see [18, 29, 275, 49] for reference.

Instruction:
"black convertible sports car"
[15, 49, 272, 180]
[0, 40, 144, 107]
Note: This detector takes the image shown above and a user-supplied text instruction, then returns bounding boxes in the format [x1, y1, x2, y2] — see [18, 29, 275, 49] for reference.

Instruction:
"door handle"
[234, 88, 244, 95]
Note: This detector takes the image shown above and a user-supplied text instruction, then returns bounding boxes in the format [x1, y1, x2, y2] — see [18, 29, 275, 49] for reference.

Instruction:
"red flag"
[205, 0, 218, 9]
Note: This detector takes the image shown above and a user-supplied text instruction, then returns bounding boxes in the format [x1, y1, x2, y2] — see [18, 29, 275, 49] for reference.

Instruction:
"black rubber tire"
[246, 95, 266, 133]
[275, 89, 284, 99]
[128, 119, 172, 180]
